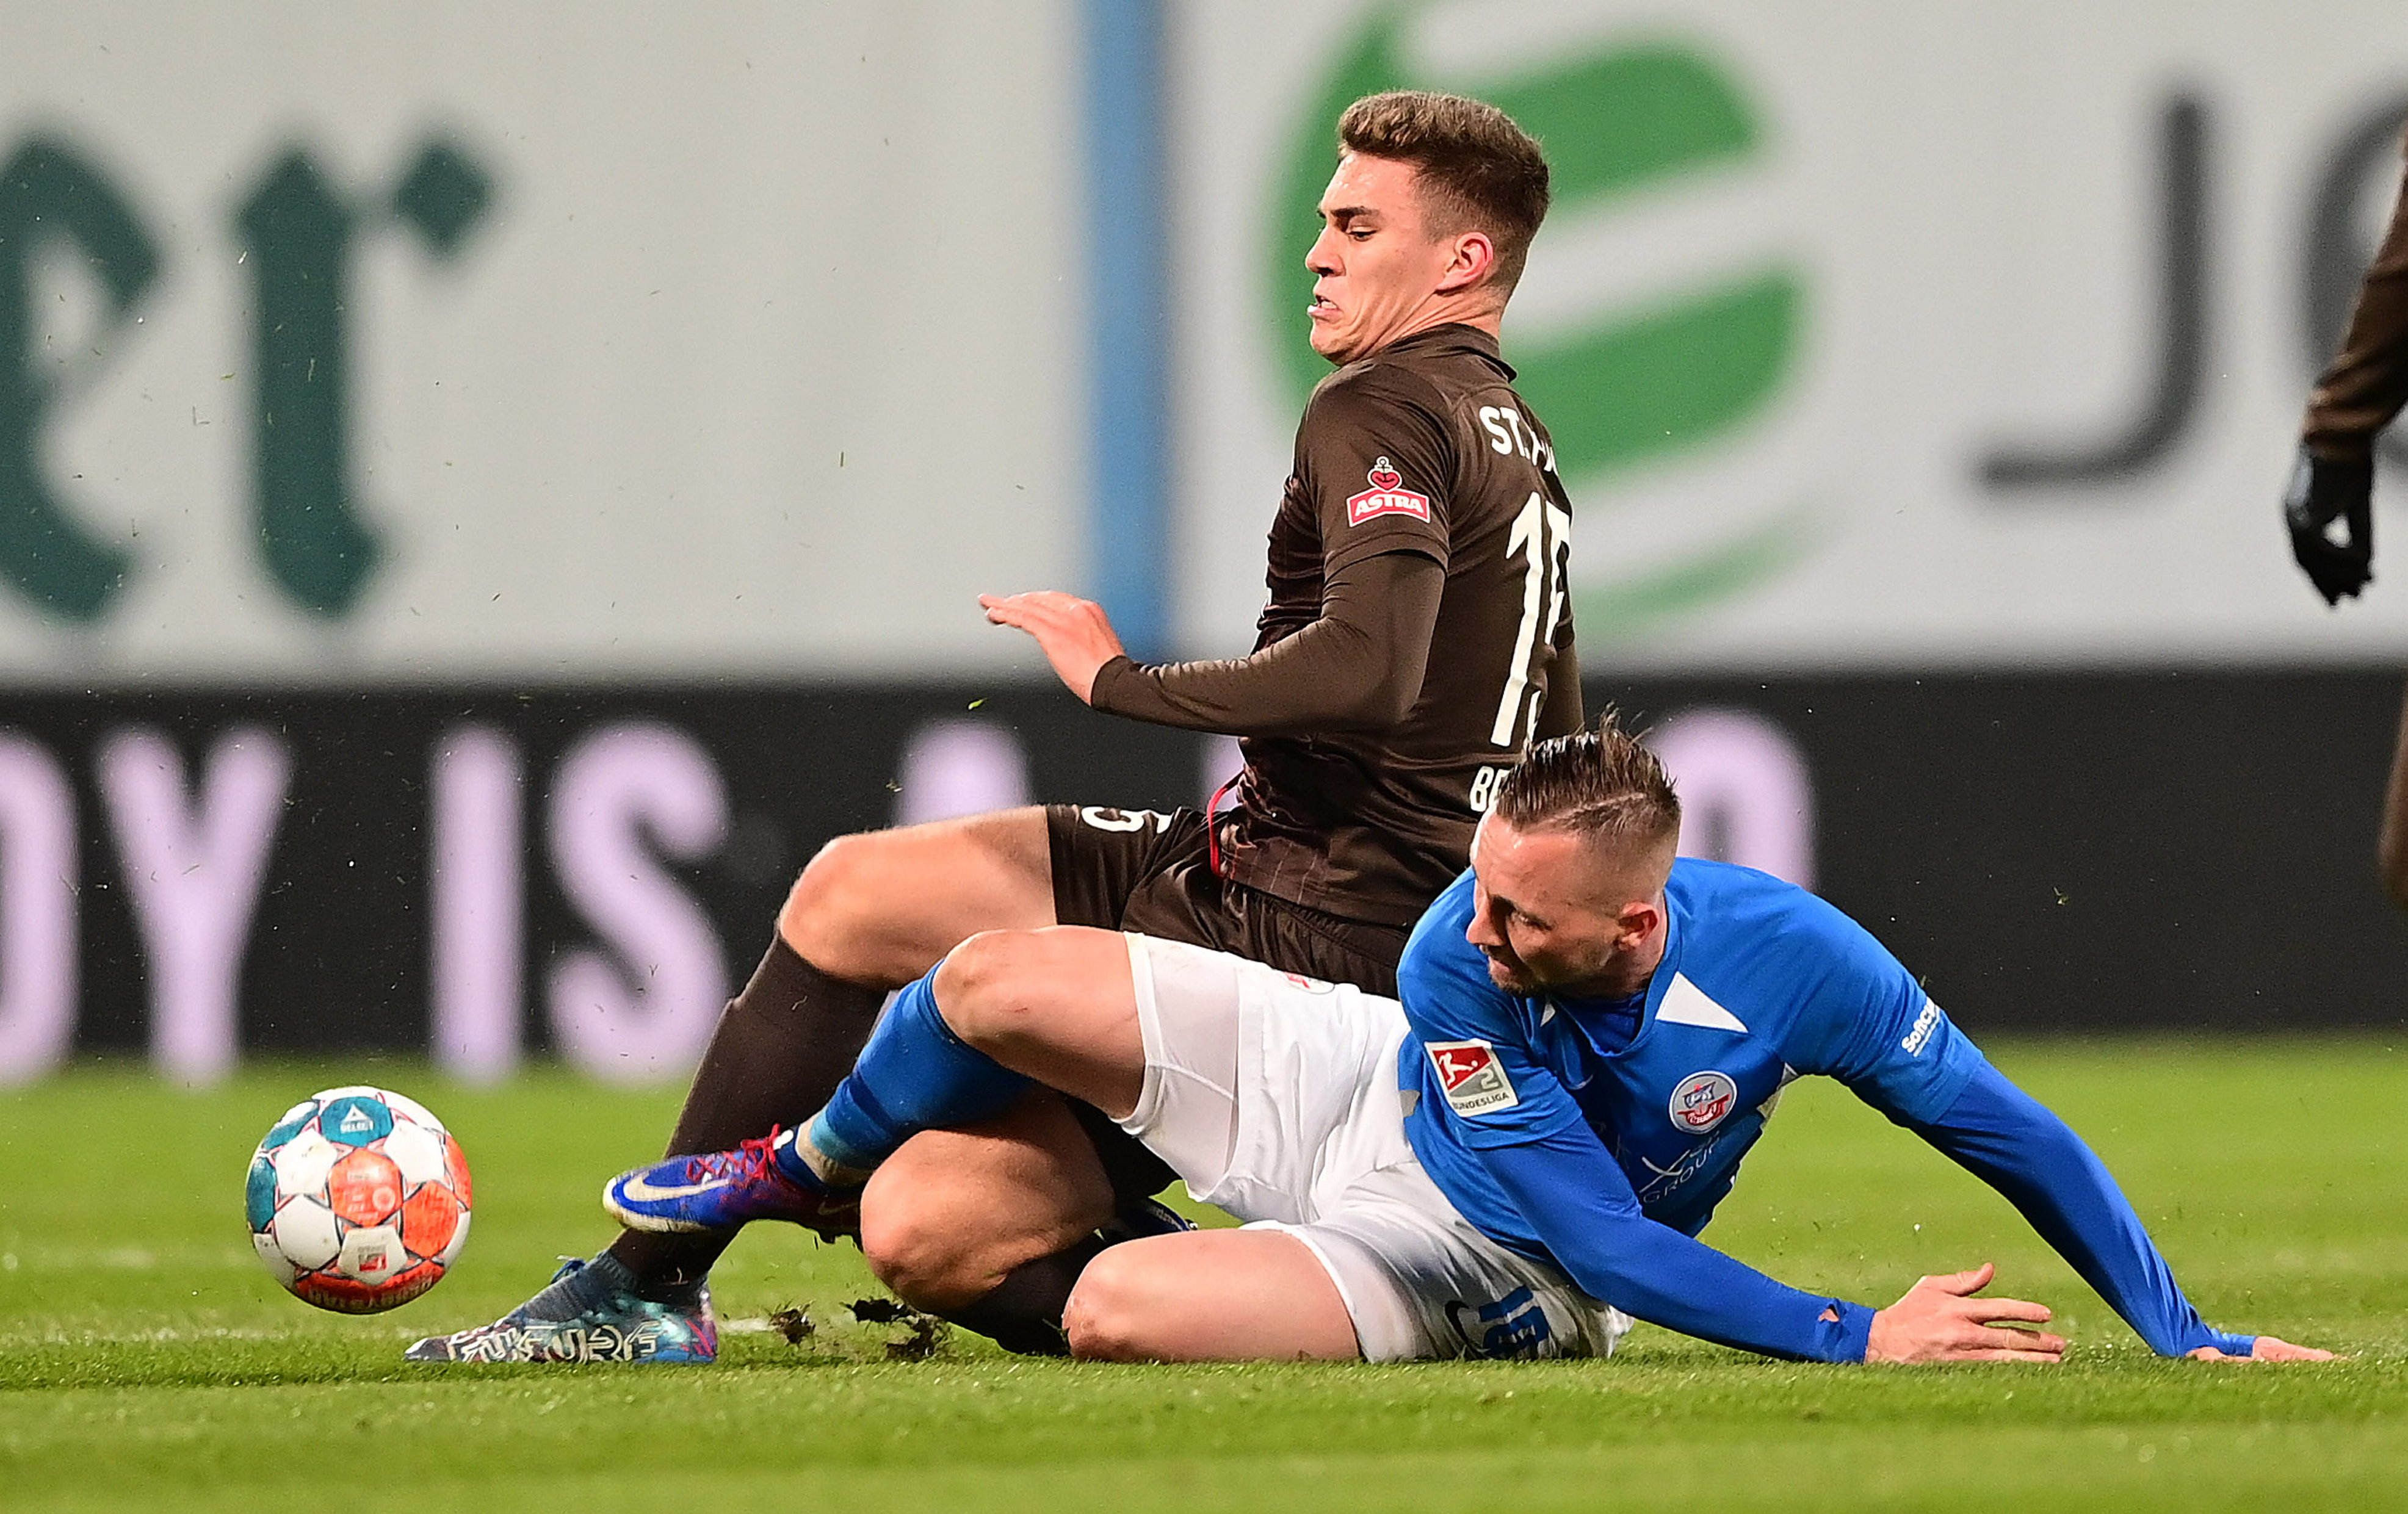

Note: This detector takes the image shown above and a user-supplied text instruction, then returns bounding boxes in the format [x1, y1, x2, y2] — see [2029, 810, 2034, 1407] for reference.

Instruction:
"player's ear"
[1614, 898, 1662, 948]
[1435, 231, 1494, 295]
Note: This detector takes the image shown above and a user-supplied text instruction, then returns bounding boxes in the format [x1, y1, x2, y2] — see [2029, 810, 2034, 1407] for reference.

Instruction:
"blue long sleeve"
[1480, 1125, 1877, 1363]
[1904, 1061, 2251, 1358]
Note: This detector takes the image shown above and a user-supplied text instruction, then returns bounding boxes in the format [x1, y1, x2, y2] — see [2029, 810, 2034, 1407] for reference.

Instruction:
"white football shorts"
[1116, 932, 1633, 1363]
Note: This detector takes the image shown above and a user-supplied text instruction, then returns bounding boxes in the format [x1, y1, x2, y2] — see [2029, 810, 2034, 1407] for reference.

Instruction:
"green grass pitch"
[2, 1039, 2403, 1512]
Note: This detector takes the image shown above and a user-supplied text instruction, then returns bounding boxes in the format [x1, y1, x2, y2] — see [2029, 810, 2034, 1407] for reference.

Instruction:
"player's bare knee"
[859, 1197, 978, 1313]
[931, 929, 1045, 1048]
[778, 832, 888, 976]
[858, 1161, 1000, 1313]
[1061, 1249, 1165, 1362]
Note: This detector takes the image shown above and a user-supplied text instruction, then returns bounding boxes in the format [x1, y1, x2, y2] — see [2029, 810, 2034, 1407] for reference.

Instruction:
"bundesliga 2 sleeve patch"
[1345, 456, 1432, 526]
[1426, 1039, 1519, 1116]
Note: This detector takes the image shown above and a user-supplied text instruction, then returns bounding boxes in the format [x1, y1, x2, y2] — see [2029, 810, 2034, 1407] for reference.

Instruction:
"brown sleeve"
[1533, 638, 1583, 740]
[1304, 367, 1456, 578]
[2306, 135, 2408, 461]
[1090, 550, 1444, 737]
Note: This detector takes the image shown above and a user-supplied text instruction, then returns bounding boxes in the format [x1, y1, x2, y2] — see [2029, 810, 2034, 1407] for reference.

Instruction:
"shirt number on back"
[1490, 492, 1573, 748]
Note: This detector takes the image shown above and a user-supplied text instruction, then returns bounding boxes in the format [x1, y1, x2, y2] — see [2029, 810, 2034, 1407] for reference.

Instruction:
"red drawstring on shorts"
[1204, 773, 1243, 880]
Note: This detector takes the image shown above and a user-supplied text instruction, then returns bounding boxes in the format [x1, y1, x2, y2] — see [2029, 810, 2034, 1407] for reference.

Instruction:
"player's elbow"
[1287, 614, 1421, 732]
[1317, 668, 1420, 732]
[1360, 672, 1423, 729]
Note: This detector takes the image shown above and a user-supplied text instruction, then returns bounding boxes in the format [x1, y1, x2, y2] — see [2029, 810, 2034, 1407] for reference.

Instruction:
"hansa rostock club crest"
[1669, 1070, 1740, 1134]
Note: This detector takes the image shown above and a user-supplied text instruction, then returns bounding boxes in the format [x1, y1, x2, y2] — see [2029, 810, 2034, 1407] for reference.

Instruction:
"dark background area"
[29, 663, 2408, 1059]
[1613, 669, 2408, 1033]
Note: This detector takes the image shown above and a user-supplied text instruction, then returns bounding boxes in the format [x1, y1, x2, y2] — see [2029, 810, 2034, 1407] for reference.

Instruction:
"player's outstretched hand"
[2283, 445, 2374, 606]
[2188, 1336, 2337, 1363]
[1865, 1263, 2066, 1365]
[980, 590, 1128, 704]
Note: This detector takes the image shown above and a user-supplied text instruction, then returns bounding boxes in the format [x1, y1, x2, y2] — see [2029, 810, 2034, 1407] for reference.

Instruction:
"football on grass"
[245, 1086, 472, 1313]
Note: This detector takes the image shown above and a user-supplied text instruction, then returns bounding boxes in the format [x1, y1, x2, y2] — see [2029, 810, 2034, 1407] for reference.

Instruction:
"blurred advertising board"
[9, 674, 2399, 1084]
[0, 3, 1083, 682]
[1175, 0, 2408, 670]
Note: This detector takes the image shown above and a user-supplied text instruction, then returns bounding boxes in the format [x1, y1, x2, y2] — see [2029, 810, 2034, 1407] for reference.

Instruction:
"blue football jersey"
[1400, 859, 1988, 1258]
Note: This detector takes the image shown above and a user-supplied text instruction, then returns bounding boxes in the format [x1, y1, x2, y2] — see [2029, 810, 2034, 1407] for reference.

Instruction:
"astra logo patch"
[1668, 1070, 1739, 1134]
[1426, 1039, 1518, 1116]
[1345, 456, 1431, 525]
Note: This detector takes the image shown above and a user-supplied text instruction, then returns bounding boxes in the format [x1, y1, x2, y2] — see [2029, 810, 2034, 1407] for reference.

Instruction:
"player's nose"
[1305, 229, 1340, 276]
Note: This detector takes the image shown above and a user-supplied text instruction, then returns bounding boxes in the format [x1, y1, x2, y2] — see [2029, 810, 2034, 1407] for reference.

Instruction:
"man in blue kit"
[606, 717, 2332, 1364]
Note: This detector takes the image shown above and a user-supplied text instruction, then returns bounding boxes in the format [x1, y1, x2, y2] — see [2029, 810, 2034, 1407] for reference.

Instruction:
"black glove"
[2283, 446, 2374, 606]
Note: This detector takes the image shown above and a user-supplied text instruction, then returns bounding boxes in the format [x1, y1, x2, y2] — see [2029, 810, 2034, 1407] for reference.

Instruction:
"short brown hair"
[1493, 710, 1681, 853]
[1338, 90, 1551, 291]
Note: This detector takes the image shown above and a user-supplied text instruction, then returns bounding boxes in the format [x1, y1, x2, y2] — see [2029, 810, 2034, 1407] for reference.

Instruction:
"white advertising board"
[1173, 0, 2408, 670]
[13, 2, 2408, 686]
[0, 2, 1083, 682]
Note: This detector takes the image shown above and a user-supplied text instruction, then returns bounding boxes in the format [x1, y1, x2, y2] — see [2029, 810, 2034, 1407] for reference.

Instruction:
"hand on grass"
[1865, 1263, 2066, 1364]
[980, 591, 1126, 705]
[2188, 1336, 2336, 1363]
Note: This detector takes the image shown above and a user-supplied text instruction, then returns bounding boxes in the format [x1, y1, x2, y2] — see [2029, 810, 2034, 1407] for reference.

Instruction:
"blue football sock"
[781, 969, 1032, 1178]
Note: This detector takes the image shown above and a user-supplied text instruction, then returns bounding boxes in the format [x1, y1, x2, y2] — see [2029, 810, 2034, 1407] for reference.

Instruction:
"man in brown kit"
[2284, 128, 2408, 916]
[2287, 128, 2408, 604]
[412, 89, 1585, 1363]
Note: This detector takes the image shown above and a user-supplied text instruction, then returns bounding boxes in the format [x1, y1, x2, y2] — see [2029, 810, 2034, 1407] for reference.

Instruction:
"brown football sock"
[942, 1235, 1112, 1357]
[939, 1105, 1187, 1354]
[606, 935, 885, 1297]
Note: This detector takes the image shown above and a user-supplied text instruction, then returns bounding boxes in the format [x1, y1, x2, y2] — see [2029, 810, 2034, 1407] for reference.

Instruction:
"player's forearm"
[2305, 143, 2408, 459]
[1483, 1131, 1875, 1363]
[1089, 551, 1443, 737]
[1910, 1062, 2249, 1358]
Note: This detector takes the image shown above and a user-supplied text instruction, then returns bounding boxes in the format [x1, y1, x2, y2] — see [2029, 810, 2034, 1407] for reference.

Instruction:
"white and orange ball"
[246, 1086, 472, 1313]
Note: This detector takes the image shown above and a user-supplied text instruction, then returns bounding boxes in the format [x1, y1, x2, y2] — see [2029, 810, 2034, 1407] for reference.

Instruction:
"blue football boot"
[1101, 1195, 1199, 1244]
[403, 1255, 717, 1364]
[603, 1126, 862, 1239]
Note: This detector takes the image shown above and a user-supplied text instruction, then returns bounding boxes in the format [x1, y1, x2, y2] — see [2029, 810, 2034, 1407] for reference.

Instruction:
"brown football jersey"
[1216, 322, 1577, 925]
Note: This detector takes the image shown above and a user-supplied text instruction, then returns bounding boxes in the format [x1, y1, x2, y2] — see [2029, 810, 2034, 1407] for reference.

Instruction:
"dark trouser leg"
[605, 937, 884, 1296]
[945, 1235, 1112, 1356]
[935, 1101, 1176, 1354]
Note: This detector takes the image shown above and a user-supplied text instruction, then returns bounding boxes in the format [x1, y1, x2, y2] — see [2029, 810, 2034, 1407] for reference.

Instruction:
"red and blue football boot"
[602, 1126, 862, 1239]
